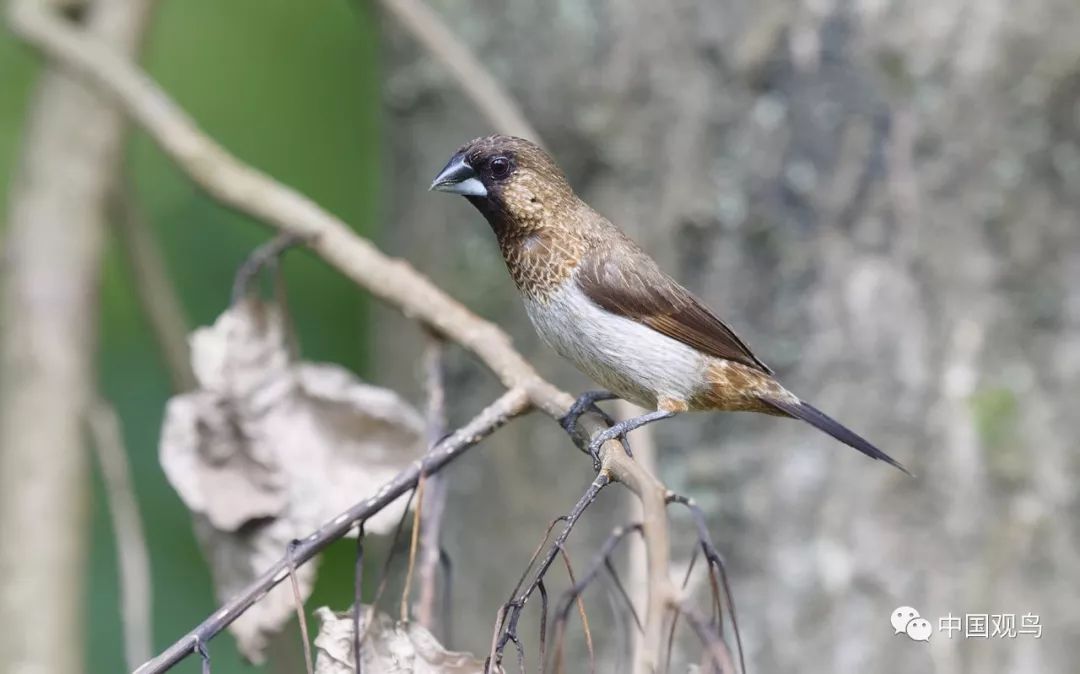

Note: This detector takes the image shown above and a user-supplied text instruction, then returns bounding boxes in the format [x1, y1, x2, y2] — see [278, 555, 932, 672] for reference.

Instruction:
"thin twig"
[666, 494, 744, 674]
[665, 546, 700, 673]
[353, 523, 365, 674]
[494, 473, 611, 668]
[604, 557, 643, 633]
[230, 233, 308, 305]
[675, 601, 738, 674]
[284, 542, 314, 674]
[193, 636, 211, 674]
[488, 518, 566, 673]
[557, 550, 594, 673]
[86, 401, 153, 671]
[548, 524, 643, 674]
[111, 180, 195, 392]
[415, 335, 449, 631]
[359, 485, 419, 646]
[400, 474, 425, 621]
[374, 0, 541, 143]
[439, 548, 453, 647]
[134, 389, 528, 674]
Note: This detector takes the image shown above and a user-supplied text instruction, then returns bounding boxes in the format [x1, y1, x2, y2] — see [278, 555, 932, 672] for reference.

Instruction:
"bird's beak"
[429, 152, 488, 197]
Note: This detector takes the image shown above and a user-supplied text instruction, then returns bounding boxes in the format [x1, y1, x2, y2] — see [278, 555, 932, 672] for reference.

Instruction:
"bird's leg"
[586, 409, 675, 471]
[559, 390, 635, 463]
[559, 390, 618, 436]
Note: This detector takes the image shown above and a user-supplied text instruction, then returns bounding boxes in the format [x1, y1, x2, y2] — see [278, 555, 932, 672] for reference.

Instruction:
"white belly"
[523, 279, 709, 409]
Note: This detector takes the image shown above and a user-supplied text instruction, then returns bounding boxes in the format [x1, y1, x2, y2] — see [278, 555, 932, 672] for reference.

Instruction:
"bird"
[430, 134, 908, 474]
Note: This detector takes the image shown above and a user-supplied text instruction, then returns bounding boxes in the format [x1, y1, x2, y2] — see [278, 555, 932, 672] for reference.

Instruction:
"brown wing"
[576, 240, 773, 374]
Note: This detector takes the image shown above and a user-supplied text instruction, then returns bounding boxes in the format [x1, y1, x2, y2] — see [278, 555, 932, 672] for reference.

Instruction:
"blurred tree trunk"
[377, 0, 1080, 671]
[0, 2, 154, 672]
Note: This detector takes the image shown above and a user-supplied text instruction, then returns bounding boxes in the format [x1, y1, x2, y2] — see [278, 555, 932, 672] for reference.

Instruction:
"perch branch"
[7, 6, 684, 672]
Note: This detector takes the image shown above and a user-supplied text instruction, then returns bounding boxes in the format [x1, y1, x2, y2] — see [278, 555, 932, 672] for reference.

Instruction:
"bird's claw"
[559, 390, 614, 437]
[586, 426, 633, 471]
[560, 390, 634, 470]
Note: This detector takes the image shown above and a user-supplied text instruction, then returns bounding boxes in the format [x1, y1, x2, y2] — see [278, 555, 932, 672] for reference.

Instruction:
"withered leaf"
[160, 299, 425, 662]
[313, 606, 488, 674]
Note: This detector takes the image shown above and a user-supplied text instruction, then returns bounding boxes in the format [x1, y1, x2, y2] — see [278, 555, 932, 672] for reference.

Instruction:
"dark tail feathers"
[761, 397, 911, 476]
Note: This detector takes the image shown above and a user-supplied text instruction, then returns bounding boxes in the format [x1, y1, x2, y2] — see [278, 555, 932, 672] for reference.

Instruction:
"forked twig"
[676, 601, 738, 674]
[358, 488, 419, 649]
[665, 546, 700, 673]
[492, 473, 611, 668]
[666, 493, 744, 674]
[548, 524, 643, 674]
[557, 550, 594, 673]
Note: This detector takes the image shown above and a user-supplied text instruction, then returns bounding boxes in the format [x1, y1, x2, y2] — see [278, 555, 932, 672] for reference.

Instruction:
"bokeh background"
[2, 0, 1079, 672]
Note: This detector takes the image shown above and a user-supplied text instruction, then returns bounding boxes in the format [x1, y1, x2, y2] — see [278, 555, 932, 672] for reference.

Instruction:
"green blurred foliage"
[3, 1, 383, 671]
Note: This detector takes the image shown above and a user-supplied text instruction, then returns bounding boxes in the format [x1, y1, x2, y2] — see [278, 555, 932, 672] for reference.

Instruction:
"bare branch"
[135, 388, 529, 674]
[666, 493, 745, 674]
[415, 335, 449, 632]
[375, 0, 541, 143]
[111, 179, 195, 392]
[673, 601, 738, 674]
[284, 543, 315, 674]
[87, 400, 153, 671]
[352, 524, 365, 674]
[401, 474, 425, 622]
[549, 524, 643, 674]
[492, 473, 611, 668]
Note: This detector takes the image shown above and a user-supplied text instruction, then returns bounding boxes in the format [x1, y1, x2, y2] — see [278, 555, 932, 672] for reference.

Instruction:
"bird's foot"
[560, 390, 635, 470]
[586, 425, 631, 471]
[559, 390, 618, 437]
[585, 409, 677, 471]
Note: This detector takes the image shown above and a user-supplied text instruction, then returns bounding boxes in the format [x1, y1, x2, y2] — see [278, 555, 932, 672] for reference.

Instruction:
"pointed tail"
[761, 397, 911, 476]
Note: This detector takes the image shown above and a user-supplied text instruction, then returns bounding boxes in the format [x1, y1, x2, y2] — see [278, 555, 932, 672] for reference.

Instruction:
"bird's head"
[429, 135, 576, 233]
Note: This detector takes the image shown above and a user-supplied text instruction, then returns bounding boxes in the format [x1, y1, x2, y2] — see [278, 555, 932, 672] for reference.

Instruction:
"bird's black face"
[430, 135, 574, 235]
[429, 145, 518, 200]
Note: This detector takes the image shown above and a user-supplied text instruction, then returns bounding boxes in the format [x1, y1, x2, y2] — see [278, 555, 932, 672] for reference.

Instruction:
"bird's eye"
[490, 156, 511, 179]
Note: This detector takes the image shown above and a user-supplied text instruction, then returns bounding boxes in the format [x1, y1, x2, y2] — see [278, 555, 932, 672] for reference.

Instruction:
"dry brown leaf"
[160, 298, 425, 662]
[313, 606, 488, 674]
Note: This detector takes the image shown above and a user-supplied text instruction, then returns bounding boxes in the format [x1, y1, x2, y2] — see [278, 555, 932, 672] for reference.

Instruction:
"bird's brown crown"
[455, 135, 580, 233]
[452, 135, 600, 297]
